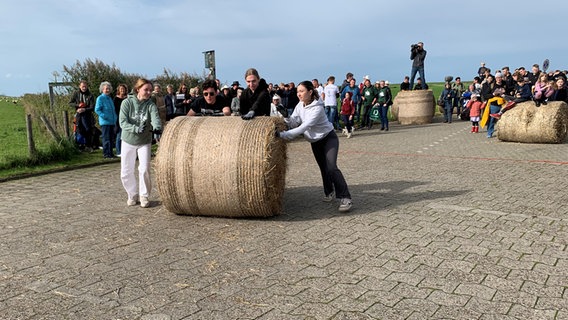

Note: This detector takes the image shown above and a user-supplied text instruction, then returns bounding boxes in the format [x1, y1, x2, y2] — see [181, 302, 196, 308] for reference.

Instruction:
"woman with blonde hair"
[119, 78, 162, 208]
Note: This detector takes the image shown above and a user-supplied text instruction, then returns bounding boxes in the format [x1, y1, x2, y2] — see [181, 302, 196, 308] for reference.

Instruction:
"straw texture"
[496, 101, 568, 143]
[156, 116, 287, 217]
[394, 90, 435, 125]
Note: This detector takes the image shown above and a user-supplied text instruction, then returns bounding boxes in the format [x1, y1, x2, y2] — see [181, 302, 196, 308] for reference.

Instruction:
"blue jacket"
[95, 94, 118, 126]
[341, 85, 361, 105]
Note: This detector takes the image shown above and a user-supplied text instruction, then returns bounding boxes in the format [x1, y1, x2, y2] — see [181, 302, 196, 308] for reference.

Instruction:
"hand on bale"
[241, 110, 255, 120]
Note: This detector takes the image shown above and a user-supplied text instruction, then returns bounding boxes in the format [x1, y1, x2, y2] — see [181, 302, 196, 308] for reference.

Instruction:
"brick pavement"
[1, 117, 567, 319]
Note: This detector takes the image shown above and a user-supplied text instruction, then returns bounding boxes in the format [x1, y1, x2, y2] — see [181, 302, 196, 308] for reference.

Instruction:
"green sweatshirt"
[119, 94, 162, 146]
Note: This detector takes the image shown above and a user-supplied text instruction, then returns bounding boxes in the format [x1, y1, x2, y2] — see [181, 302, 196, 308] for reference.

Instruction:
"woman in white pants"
[119, 78, 162, 208]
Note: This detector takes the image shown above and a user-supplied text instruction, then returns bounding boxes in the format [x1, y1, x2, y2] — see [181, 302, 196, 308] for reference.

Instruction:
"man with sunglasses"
[187, 80, 231, 116]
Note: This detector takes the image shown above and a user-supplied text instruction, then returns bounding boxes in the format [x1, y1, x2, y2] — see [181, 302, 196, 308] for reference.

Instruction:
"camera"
[411, 44, 419, 49]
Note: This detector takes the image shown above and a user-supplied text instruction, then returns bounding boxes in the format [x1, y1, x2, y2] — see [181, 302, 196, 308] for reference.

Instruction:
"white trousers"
[120, 141, 152, 200]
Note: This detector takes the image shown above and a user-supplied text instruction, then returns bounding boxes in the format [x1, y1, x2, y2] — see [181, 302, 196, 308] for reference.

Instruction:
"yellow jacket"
[480, 97, 506, 128]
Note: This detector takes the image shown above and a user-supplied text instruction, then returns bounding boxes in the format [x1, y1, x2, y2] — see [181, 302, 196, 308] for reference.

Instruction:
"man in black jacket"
[409, 42, 427, 90]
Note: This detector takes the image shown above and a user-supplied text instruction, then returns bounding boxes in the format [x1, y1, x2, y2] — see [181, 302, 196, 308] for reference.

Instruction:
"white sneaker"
[322, 191, 335, 202]
[347, 132, 352, 139]
[338, 198, 353, 212]
[140, 196, 150, 208]
[342, 128, 347, 136]
[127, 195, 138, 206]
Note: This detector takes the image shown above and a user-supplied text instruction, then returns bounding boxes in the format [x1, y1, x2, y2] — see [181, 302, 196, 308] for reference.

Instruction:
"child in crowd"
[466, 94, 483, 133]
[340, 91, 355, 138]
[533, 73, 555, 106]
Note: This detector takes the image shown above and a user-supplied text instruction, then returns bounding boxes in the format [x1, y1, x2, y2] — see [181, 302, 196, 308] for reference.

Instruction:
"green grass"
[0, 98, 117, 181]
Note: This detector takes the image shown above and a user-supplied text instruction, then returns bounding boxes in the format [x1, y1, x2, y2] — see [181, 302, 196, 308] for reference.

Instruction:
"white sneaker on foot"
[140, 196, 150, 208]
[127, 195, 138, 206]
[322, 191, 335, 202]
[338, 198, 352, 212]
[342, 128, 347, 136]
[347, 132, 352, 139]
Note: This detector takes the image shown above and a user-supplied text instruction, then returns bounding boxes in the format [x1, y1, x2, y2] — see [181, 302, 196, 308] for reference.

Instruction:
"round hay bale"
[394, 90, 435, 125]
[156, 116, 287, 217]
[391, 100, 399, 121]
[496, 101, 568, 143]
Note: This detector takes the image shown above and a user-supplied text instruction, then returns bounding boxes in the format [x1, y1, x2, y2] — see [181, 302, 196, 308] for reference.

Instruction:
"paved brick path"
[1, 117, 567, 319]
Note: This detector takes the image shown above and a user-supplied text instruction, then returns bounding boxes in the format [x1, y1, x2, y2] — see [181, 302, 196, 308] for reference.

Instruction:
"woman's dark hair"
[298, 80, 319, 101]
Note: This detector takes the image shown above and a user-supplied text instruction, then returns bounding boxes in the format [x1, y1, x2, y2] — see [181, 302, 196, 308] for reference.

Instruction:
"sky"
[1, 0, 567, 97]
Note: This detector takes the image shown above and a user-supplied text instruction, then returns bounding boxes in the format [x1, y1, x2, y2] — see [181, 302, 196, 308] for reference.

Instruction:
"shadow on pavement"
[277, 180, 469, 221]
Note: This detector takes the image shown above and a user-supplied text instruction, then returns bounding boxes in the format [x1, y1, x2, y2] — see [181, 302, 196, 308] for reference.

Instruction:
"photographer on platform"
[409, 42, 427, 90]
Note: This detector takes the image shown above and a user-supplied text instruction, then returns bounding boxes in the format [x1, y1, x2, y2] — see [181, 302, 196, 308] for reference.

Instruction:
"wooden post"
[40, 114, 62, 142]
[63, 110, 70, 138]
[26, 114, 37, 157]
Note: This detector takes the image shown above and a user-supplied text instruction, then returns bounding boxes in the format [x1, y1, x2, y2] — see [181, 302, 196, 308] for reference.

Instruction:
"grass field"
[0, 100, 31, 161]
[0, 98, 114, 181]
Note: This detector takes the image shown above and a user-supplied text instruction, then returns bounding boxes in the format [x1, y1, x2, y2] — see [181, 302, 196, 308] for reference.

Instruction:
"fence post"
[40, 114, 62, 142]
[63, 110, 70, 138]
[26, 114, 37, 157]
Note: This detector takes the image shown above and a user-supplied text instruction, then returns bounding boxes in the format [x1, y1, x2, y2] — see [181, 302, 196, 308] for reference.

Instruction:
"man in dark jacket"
[240, 74, 271, 119]
[409, 42, 427, 90]
[69, 80, 95, 151]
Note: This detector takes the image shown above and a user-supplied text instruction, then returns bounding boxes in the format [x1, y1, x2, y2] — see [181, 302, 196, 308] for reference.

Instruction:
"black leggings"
[310, 130, 351, 199]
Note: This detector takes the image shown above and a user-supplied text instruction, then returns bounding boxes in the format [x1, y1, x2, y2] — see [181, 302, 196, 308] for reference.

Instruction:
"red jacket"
[340, 98, 355, 115]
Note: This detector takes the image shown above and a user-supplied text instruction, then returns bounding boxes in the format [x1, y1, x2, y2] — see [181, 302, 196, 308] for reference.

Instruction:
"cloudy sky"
[1, 0, 566, 96]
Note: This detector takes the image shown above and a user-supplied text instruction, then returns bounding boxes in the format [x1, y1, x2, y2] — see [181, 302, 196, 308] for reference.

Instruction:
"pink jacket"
[467, 100, 484, 117]
[534, 81, 555, 100]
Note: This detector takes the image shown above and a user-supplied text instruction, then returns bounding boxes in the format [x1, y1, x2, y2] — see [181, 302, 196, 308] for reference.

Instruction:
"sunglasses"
[203, 91, 216, 97]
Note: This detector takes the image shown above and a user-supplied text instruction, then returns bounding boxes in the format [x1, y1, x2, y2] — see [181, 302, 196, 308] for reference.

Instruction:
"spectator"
[229, 81, 241, 99]
[533, 73, 554, 106]
[322, 76, 340, 129]
[376, 80, 392, 131]
[480, 75, 495, 102]
[501, 66, 515, 95]
[175, 83, 191, 116]
[478, 62, 488, 80]
[69, 80, 96, 152]
[240, 68, 271, 120]
[409, 42, 427, 90]
[440, 82, 457, 123]
[312, 79, 324, 101]
[451, 77, 466, 118]
[551, 77, 567, 102]
[340, 72, 354, 92]
[277, 80, 353, 213]
[95, 81, 118, 159]
[360, 78, 377, 129]
[113, 83, 128, 157]
[400, 76, 410, 91]
[340, 79, 361, 123]
[164, 84, 176, 121]
[270, 94, 287, 118]
[481, 88, 506, 138]
[231, 88, 243, 115]
[187, 80, 231, 116]
[119, 78, 162, 208]
[528, 63, 541, 86]
[287, 82, 300, 115]
[340, 91, 355, 138]
[413, 77, 428, 90]
[466, 94, 483, 133]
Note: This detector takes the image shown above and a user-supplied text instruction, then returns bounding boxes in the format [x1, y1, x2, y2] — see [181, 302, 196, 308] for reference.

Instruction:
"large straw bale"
[156, 116, 287, 217]
[393, 90, 435, 125]
[496, 101, 568, 143]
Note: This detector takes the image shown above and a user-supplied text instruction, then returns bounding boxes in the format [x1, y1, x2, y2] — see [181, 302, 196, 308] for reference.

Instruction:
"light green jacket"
[119, 94, 162, 146]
